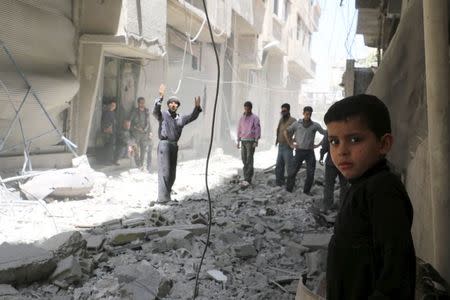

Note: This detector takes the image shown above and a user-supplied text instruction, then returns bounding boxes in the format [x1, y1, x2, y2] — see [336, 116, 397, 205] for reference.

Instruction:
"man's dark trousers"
[241, 141, 255, 183]
[286, 149, 316, 193]
[157, 140, 178, 202]
[323, 164, 348, 210]
[275, 144, 293, 186]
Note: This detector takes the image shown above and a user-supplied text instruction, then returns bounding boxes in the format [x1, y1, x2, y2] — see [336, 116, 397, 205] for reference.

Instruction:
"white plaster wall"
[0, 0, 78, 155]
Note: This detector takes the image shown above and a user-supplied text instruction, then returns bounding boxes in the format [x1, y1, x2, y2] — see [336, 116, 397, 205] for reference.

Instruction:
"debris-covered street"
[0, 149, 335, 299]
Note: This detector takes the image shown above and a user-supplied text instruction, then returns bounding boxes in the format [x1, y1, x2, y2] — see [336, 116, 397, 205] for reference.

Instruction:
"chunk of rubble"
[50, 255, 83, 284]
[19, 163, 106, 200]
[234, 244, 257, 259]
[39, 231, 86, 259]
[207, 269, 227, 283]
[107, 224, 207, 246]
[85, 234, 105, 252]
[301, 233, 332, 250]
[0, 243, 56, 284]
[165, 230, 193, 250]
[116, 260, 172, 299]
[305, 250, 328, 276]
[0, 284, 18, 296]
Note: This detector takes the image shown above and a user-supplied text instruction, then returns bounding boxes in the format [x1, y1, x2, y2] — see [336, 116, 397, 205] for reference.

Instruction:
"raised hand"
[194, 96, 201, 107]
[159, 84, 166, 97]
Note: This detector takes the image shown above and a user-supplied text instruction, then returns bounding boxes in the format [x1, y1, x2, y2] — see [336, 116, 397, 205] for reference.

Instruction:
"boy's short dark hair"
[137, 97, 145, 103]
[244, 101, 253, 109]
[324, 94, 391, 139]
[303, 106, 313, 113]
[281, 103, 290, 111]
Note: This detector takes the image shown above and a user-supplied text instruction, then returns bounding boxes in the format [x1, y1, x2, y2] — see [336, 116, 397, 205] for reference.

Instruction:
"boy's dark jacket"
[327, 159, 416, 300]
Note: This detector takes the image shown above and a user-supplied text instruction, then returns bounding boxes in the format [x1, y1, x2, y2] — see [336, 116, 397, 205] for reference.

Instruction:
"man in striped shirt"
[237, 101, 261, 185]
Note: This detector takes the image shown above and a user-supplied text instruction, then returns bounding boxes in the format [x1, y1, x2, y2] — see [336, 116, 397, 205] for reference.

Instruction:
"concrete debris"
[49, 255, 83, 284]
[19, 165, 106, 200]
[5, 167, 337, 299]
[0, 284, 19, 296]
[85, 234, 105, 252]
[39, 231, 86, 259]
[301, 233, 332, 250]
[0, 243, 56, 284]
[207, 269, 228, 283]
[305, 250, 328, 276]
[234, 243, 258, 259]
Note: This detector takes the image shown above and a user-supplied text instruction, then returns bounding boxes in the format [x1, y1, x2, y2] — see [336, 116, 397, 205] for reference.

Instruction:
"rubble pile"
[1, 168, 338, 299]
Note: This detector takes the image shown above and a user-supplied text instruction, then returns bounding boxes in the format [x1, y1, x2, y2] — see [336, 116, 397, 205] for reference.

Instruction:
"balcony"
[167, 0, 230, 43]
[287, 39, 316, 79]
[231, 0, 265, 34]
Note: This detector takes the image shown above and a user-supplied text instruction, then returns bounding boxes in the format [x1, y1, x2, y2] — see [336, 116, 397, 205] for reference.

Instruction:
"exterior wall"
[365, 0, 448, 276]
[0, 0, 77, 160]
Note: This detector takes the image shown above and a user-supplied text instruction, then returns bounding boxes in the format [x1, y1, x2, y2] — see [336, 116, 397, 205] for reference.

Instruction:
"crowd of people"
[100, 87, 416, 299]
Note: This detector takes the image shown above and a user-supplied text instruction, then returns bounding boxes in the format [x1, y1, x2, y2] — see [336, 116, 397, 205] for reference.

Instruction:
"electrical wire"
[193, 0, 220, 298]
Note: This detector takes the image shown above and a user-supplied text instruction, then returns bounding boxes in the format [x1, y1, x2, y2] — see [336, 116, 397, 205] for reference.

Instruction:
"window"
[273, 0, 287, 21]
[296, 15, 302, 40]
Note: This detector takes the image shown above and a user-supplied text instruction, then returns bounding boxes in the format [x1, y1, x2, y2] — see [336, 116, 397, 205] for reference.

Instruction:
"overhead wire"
[193, 0, 220, 298]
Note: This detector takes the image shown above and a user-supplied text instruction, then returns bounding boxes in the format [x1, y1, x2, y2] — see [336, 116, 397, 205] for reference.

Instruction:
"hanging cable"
[193, 0, 220, 298]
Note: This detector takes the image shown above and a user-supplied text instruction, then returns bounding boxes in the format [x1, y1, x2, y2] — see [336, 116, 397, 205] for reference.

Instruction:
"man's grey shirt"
[153, 98, 201, 142]
[286, 119, 326, 150]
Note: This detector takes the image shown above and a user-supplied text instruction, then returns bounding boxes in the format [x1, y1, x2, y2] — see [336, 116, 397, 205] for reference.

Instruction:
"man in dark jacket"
[153, 84, 202, 203]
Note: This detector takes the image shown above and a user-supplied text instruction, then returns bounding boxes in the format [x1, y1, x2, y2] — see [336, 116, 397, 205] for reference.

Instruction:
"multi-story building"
[0, 0, 321, 170]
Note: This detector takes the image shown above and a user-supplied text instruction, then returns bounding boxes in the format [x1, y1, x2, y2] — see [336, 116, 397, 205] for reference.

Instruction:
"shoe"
[304, 191, 313, 196]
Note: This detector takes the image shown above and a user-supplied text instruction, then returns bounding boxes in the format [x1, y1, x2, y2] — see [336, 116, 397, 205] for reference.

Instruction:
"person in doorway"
[130, 97, 152, 172]
[325, 94, 415, 299]
[275, 103, 296, 186]
[101, 99, 118, 165]
[237, 101, 261, 185]
[319, 131, 348, 211]
[114, 119, 133, 164]
[285, 106, 325, 194]
[153, 84, 202, 203]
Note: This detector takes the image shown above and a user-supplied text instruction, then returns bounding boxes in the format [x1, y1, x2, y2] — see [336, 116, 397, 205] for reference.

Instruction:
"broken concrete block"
[101, 218, 122, 230]
[301, 233, 332, 250]
[50, 255, 83, 284]
[158, 277, 173, 298]
[79, 258, 95, 274]
[191, 213, 208, 225]
[254, 223, 265, 234]
[116, 260, 171, 299]
[108, 224, 207, 246]
[20, 166, 105, 199]
[85, 234, 105, 252]
[0, 243, 56, 284]
[0, 284, 18, 296]
[218, 232, 240, 244]
[280, 221, 295, 232]
[207, 269, 227, 283]
[305, 250, 327, 276]
[92, 252, 108, 264]
[40, 231, 86, 259]
[141, 238, 169, 253]
[165, 230, 193, 250]
[234, 244, 257, 259]
[285, 241, 309, 259]
[122, 217, 146, 228]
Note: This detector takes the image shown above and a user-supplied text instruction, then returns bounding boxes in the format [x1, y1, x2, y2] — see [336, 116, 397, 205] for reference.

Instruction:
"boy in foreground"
[325, 94, 415, 299]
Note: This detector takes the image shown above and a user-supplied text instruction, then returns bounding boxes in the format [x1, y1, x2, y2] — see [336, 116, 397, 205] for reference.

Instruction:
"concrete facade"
[0, 0, 320, 170]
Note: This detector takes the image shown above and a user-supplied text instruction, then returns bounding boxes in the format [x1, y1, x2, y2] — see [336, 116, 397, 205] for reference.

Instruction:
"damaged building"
[0, 0, 320, 171]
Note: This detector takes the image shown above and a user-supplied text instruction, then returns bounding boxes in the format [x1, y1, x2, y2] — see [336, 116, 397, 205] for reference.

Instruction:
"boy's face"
[327, 117, 393, 179]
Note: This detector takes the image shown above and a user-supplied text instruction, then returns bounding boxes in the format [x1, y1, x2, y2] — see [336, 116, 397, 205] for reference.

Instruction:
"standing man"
[100, 99, 118, 165]
[319, 131, 348, 211]
[237, 101, 261, 185]
[285, 106, 325, 194]
[130, 97, 152, 172]
[153, 84, 202, 203]
[275, 103, 296, 186]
